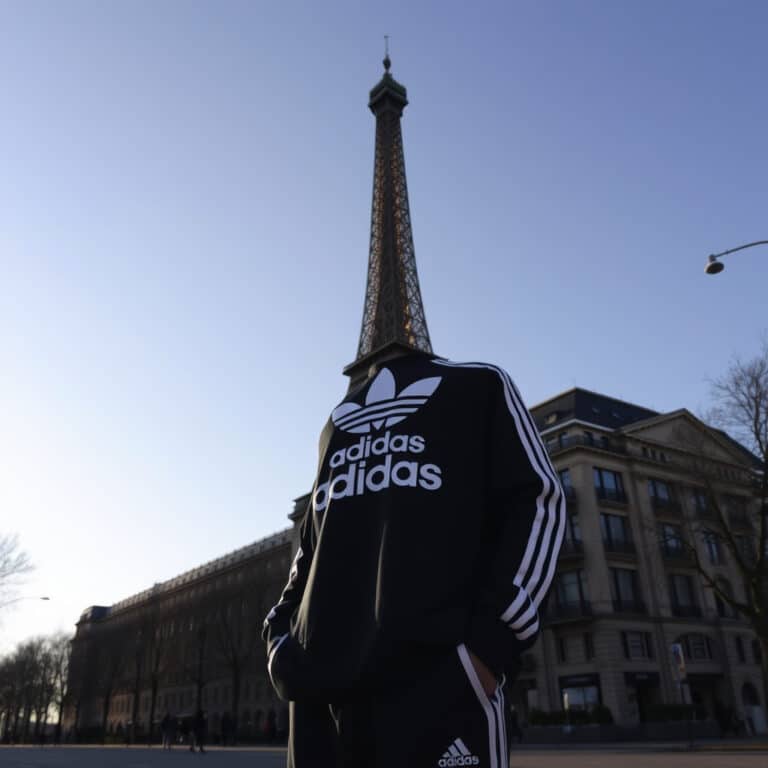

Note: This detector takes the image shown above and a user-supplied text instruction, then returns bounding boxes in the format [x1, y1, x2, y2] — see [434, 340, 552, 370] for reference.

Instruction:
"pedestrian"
[167, 716, 178, 750]
[160, 712, 171, 750]
[190, 709, 206, 754]
[179, 717, 190, 747]
[263, 351, 566, 767]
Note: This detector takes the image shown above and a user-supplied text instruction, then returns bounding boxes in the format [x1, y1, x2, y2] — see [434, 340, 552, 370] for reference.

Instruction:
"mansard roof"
[531, 387, 659, 433]
[79, 527, 292, 622]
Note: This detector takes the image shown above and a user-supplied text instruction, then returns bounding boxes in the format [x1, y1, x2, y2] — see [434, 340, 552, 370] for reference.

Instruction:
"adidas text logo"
[438, 737, 479, 766]
[312, 434, 442, 513]
[332, 367, 441, 434]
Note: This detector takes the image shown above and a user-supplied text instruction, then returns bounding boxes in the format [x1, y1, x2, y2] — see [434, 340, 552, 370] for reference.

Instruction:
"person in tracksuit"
[263, 352, 565, 767]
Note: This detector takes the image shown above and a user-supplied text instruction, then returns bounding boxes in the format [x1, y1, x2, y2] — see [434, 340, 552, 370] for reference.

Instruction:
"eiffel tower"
[343, 54, 434, 388]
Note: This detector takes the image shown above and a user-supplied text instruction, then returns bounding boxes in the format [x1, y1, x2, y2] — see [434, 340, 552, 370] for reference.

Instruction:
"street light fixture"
[705, 240, 768, 275]
[0, 595, 51, 608]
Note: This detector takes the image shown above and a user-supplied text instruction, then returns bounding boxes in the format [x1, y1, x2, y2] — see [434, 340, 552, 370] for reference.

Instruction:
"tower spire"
[343, 57, 434, 385]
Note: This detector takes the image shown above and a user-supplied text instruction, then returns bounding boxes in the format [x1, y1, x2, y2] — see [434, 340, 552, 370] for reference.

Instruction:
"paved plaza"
[0, 747, 286, 768]
[1, 745, 767, 768]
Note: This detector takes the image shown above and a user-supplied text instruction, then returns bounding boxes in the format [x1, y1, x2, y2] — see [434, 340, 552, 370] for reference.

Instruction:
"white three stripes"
[434, 360, 566, 642]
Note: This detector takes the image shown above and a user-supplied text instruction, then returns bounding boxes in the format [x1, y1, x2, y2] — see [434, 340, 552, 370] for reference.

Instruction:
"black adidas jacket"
[263, 355, 565, 702]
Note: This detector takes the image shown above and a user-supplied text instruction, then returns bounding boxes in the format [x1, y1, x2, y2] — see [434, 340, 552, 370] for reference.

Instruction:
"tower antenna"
[383, 35, 391, 71]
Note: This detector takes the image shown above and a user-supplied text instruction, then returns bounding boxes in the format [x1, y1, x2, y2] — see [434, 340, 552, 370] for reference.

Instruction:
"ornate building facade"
[518, 388, 766, 733]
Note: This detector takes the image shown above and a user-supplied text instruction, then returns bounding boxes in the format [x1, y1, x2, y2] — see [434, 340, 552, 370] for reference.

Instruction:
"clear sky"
[1, 1, 766, 652]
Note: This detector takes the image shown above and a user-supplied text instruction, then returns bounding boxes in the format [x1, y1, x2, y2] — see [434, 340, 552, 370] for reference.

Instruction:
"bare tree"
[0, 535, 33, 609]
[31, 642, 55, 741]
[127, 625, 145, 744]
[48, 633, 72, 743]
[0, 654, 19, 742]
[144, 600, 170, 744]
[182, 599, 214, 714]
[669, 342, 768, 711]
[214, 581, 267, 744]
[96, 624, 129, 741]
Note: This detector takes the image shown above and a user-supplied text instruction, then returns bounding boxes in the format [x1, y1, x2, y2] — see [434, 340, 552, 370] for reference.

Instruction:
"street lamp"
[705, 240, 768, 275]
[0, 595, 51, 608]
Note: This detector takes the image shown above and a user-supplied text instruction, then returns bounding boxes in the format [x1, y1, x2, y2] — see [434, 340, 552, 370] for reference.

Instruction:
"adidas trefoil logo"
[438, 738, 480, 766]
[332, 367, 441, 434]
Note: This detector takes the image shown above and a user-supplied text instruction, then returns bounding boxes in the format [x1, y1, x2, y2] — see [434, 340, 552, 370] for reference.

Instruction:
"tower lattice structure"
[344, 57, 433, 384]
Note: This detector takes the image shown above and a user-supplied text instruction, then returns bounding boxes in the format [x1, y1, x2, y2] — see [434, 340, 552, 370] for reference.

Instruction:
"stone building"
[511, 387, 766, 733]
[64, 528, 294, 740]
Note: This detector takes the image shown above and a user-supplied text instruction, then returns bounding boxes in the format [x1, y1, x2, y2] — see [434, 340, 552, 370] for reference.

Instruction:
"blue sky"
[1, 1, 767, 650]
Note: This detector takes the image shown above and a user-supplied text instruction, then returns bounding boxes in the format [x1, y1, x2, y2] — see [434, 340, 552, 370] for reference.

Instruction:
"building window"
[692, 488, 711, 517]
[559, 676, 601, 711]
[594, 467, 626, 503]
[715, 578, 737, 618]
[753, 639, 763, 664]
[610, 568, 643, 611]
[679, 633, 713, 661]
[601, 513, 634, 553]
[559, 468, 572, 491]
[557, 636, 567, 663]
[735, 636, 746, 663]
[648, 477, 675, 504]
[555, 570, 589, 608]
[669, 574, 700, 617]
[621, 631, 654, 660]
[659, 523, 686, 558]
[565, 512, 582, 544]
[703, 531, 724, 565]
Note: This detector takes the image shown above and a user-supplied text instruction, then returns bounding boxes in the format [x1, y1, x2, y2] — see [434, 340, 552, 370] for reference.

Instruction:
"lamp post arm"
[711, 241, 768, 259]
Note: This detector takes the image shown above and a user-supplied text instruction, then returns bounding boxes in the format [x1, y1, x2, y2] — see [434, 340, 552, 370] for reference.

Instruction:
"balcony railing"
[547, 435, 628, 457]
[596, 487, 628, 504]
[546, 601, 593, 622]
[612, 598, 647, 614]
[651, 497, 682, 516]
[603, 539, 636, 556]
[671, 604, 702, 618]
[559, 539, 584, 558]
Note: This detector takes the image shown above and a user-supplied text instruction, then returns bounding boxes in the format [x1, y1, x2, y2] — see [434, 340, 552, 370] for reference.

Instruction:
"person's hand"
[468, 650, 498, 697]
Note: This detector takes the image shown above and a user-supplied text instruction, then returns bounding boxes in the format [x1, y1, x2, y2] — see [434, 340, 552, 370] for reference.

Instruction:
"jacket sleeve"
[262, 503, 315, 676]
[465, 367, 566, 676]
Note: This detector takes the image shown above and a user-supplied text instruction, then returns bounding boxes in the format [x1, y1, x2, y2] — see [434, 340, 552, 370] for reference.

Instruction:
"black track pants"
[287, 643, 508, 768]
